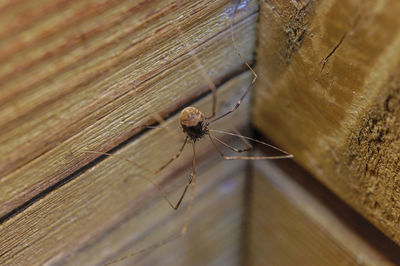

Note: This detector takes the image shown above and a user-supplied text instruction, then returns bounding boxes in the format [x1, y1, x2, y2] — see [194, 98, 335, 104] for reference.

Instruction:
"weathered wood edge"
[253, 0, 400, 245]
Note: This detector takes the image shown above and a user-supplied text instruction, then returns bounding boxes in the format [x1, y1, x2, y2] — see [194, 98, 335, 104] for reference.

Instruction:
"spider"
[86, 2, 293, 265]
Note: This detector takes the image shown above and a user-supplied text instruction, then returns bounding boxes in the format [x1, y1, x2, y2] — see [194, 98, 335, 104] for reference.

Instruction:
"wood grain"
[253, 0, 400, 244]
[0, 0, 258, 217]
[64, 154, 246, 266]
[246, 158, 397, 266]
[0, 71, 252, 265]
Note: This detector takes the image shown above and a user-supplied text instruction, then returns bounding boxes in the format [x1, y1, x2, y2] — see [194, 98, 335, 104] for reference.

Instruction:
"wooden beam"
[0, 72, 252, 265]
[253, 0, 400, 244]
[0, 0, 258, 216]
[0, 0, 259, 264]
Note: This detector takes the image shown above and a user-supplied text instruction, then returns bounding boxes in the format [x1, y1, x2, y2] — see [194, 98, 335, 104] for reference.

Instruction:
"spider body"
[95, 2, 294, 264]
[180, 107, 209, 141]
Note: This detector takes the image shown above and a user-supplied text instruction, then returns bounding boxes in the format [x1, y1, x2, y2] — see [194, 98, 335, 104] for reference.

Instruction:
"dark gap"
[0, 157, 98, 224]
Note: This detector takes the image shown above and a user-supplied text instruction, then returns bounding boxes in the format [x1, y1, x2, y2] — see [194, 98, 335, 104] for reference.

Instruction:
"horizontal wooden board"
[0, 0, 258, 217]
[252, 0, 400, 245]
[0, 71, 252, 265]
[63, 153, 246, 266]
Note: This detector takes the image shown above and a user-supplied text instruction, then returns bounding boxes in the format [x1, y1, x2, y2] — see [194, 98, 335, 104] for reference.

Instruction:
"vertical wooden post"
[253, 0, 400, 245]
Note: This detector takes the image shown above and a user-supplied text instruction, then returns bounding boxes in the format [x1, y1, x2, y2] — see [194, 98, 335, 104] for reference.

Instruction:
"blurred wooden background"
[253, 0, 400, 259]
[1, 0, 400, 265]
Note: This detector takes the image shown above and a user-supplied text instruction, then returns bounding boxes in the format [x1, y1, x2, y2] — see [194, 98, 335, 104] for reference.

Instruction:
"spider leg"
[209, 129, 293, 157]
[210, 129, 253, 153]
[150, 112, 183, 142]
[102, 141, 197, 266]
[82, 137, 188, 211]
[175, 22, 217, 120]
[181, 142, 197, 234]
[208, 134, 293, 160]
[160, 138, 194, 210]
[188, 50, 217, 120]
[155, 136, 188, 174]
[171, 171, 192, 210]
[208, 71, 256, 124]
[209, 3, 257, 124]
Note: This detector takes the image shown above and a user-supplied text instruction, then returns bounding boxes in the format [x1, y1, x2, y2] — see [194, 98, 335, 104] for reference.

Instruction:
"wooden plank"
[63, 153, 246, 266]
[0, 0, 258, 216]
[252, 0, 400, 244]
[245, 157, 400, 265]
[0, 72, 252, 265]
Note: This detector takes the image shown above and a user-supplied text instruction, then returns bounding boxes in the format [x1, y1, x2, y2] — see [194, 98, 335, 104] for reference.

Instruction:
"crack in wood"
[320, 33, 346, 73]
[320, 13, 362, 73]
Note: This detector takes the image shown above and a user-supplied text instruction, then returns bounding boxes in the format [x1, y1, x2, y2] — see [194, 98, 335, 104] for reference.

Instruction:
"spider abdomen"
[180, 107, 208, 141]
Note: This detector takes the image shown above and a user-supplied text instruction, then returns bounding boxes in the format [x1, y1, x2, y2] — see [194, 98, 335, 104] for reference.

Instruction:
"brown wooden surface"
[0, 0, 258, 264]
[253, 0, 400, 245]
[65, 156, 246, 266]
[245, 157, 399, 266]
[0, 0, 258, 217]
[0, 72, 252, 265]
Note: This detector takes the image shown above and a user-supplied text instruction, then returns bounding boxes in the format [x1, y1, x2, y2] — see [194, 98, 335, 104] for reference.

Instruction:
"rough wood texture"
[0, 0, 258, 264]
[0, 0, 258, 216]
[0, 72, 252, 265]
[67, 158, 246, 266]
[246, 158, 400, 266]
[253, 0, 400, 244]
